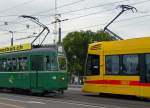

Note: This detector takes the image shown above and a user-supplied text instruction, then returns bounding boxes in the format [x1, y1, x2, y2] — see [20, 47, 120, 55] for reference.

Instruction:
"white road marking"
[0, 95, 107, 108]
[26, 101, 46, 104]
[46, 99, 106, 108]
[68, 87, 81, 91]
[0, 93, 125, 108]
[0, 97, 46, 105]
[0, 102, 24, 108]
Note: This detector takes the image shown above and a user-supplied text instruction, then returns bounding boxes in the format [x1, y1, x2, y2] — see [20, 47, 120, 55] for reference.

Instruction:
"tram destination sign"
[0, 43, 32, 54]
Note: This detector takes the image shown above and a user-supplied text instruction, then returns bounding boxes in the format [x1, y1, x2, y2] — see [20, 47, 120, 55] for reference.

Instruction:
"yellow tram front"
[83, 37, 150, 98]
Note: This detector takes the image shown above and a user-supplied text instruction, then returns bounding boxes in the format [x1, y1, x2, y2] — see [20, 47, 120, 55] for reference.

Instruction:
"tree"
[62, 30, 115, 82]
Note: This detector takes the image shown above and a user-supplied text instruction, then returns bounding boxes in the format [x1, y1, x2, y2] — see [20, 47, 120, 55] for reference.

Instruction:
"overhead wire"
[0, 0, 85, 43]
[61, 12, 150, 33]
[30, 0, 150, 19]
[0, 0, 36, 24]
[0, 0, 138, 25]
[0, 0, 120, 32]
[0, 0, 86, 28]
[32, 0, 86, 15]
[67, 0, 150, 21]
[6, 7, 150, 36]
[0, 0, 37, 29]
[39, 0, 126, 16]
[11, 12, 150, 37]
[0, 0, 36, 14]
[1, 0, 150, 39]
[44, 0, 150, 34]
[0, 0, 127, 18]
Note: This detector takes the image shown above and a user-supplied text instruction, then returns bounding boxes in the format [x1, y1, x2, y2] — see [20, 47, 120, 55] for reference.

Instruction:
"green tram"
[0, 43, 68, 94]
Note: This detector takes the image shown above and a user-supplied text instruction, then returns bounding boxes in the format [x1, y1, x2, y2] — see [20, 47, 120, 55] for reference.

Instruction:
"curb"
[69, 84, 83, 88]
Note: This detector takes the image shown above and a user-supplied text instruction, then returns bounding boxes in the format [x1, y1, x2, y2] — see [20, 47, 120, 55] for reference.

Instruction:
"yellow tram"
[82, 37, 150, 98]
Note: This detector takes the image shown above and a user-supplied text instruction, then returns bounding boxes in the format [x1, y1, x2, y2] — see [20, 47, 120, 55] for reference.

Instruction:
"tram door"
[30, 55, 44, 88]
[145, 54, 150, 83]
[140, 54, 150, 83]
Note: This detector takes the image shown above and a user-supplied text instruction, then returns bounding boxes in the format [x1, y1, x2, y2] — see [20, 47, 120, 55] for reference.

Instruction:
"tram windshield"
[58, 56, 67, 71]
[86, 54, 100, 76]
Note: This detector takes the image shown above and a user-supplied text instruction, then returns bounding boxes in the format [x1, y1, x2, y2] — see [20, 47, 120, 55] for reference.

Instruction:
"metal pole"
[51, 17, 68, 44]
[58, 22, 61, 44]
[11, 34, 13, 46]
[54, 0, 58, 44]
[9, 31, 13, 46]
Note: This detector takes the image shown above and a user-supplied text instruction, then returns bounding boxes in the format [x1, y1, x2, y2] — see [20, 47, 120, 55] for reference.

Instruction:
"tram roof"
[89, 36, 150, 46]
[0, 44, 57, 56]
[88, 36, 150, 53]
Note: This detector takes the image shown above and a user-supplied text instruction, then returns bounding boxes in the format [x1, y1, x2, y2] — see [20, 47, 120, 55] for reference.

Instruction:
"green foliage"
[62, 30, 115, 76]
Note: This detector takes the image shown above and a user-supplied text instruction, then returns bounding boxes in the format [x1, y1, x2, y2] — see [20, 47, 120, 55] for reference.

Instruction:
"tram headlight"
[52, 76, 57, 80]
[61, 77, 65, 80]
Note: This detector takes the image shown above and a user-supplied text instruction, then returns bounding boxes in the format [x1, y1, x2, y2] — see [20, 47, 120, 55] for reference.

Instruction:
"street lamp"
[9, 31, 14, 46]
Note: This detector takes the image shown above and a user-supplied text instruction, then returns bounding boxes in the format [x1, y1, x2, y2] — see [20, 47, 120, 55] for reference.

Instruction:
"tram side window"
[145, 54, 150, 82]
[17, 57, 28, 71]
[51, 55, 58, 71]
[122, 55, 139, 75]
[6, 59, 12, 71]
[44, 56, 51, 71]
[106, 55, 120, 75]
[0, 60, 2, 71]
[0, 59, 4, 71]
[17, 58, 21, 71]
[43, 55, 58, 71]
[0, 58, 28, 71]
[1, 59, 7, 71]
[22, 57, 28, 71]
[86, 54, 100, 75]
[12, 58, 17, 71]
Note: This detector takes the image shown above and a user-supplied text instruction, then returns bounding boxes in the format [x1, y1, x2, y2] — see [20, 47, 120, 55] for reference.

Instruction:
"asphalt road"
[0, 86, 149, 108]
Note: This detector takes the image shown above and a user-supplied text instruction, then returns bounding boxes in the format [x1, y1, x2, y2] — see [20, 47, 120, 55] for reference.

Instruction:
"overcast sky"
[0, 0, 150, 46]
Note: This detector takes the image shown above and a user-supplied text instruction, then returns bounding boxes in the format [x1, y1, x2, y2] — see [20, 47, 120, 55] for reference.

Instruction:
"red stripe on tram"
[85, 80, 150, 87]
[85, 80, 121, 85]
[129, 81, 150, 86]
